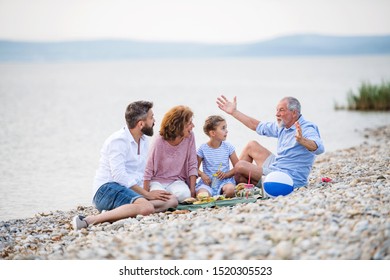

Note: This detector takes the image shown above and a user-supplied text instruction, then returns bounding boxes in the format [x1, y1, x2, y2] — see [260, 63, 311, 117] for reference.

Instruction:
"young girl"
[196, 115, 239, 198]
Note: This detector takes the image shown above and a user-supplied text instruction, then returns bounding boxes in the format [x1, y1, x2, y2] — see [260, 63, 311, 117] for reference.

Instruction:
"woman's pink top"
[144, 131, 198, 184]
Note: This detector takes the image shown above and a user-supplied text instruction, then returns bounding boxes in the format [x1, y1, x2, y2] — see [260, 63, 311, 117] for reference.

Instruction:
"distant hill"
[1, 34, 390, 62]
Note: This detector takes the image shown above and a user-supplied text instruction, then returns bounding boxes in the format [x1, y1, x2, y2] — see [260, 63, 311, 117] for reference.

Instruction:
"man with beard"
[73, 101, 177, 230]
[216, 95, 324, 189]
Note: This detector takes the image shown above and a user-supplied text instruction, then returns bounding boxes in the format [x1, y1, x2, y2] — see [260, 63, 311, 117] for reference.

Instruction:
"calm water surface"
[1, 56, 390, 221]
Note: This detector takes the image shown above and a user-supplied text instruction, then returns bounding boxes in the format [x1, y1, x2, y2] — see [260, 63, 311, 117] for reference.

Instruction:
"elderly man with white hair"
[217, 95, 324, 189]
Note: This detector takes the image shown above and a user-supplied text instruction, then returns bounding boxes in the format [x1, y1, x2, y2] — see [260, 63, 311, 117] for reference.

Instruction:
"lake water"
[1, 56, 390, 221]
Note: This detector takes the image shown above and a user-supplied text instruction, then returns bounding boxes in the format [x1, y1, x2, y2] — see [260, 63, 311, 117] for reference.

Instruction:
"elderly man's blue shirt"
[256, 115, 324, 187]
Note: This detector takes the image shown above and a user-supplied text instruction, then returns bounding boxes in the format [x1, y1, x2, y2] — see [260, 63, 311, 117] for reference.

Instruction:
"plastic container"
[211, 174, 220, 190]
[244, 183, 254, 199]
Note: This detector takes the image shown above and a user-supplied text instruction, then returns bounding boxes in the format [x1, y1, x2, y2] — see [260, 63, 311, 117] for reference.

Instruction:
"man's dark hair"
[125, 101, 153, 129]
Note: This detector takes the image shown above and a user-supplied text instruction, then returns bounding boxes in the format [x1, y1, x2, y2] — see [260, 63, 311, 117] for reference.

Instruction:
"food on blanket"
[235, 183, 246, 197]
[193, 196, 216, 204]
[193, 200, 205, 205]
[235, 183, 245, 191]
[182, 193, 230, 205]
[183, 197, 197, 204]
[197, 192, 209, 201]
[214, 195, 232, 201]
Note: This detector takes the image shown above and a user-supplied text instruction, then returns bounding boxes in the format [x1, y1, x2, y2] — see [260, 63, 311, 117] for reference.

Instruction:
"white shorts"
[262, 153, 276, 176]
[150, 180, 191, 203]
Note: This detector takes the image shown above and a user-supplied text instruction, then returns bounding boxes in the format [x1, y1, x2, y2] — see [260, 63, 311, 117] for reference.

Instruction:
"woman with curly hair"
[144, 105, 198, 203]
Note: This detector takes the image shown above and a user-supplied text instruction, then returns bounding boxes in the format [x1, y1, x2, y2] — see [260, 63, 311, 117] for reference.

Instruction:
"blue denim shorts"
[92, 182, 143, 212]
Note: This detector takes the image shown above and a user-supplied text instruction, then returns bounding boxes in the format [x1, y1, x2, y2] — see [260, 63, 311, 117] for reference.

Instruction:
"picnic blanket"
[176, 196, 266, 211]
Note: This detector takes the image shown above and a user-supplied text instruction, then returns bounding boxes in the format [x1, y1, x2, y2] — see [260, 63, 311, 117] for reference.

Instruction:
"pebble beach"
[1, 125, 389, 260]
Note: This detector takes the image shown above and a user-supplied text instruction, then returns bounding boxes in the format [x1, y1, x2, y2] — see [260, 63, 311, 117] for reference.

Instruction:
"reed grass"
[335, 81, 390, 111]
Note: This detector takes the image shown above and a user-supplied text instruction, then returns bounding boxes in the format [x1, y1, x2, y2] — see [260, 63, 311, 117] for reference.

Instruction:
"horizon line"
[2, 32, 390, 45]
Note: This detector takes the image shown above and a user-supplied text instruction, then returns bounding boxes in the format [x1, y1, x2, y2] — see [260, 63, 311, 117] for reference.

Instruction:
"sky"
[0, 0, 390, 44]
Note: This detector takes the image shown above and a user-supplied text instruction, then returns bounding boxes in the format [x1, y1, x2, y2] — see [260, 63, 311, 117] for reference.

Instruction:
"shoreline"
[1, 125, 389, 260]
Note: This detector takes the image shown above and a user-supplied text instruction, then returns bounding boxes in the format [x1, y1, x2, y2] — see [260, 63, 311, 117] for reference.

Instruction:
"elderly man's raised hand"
[216, 95, 237, 115]
[295, 121, 303, 142]
[295, 121, 318, 151]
